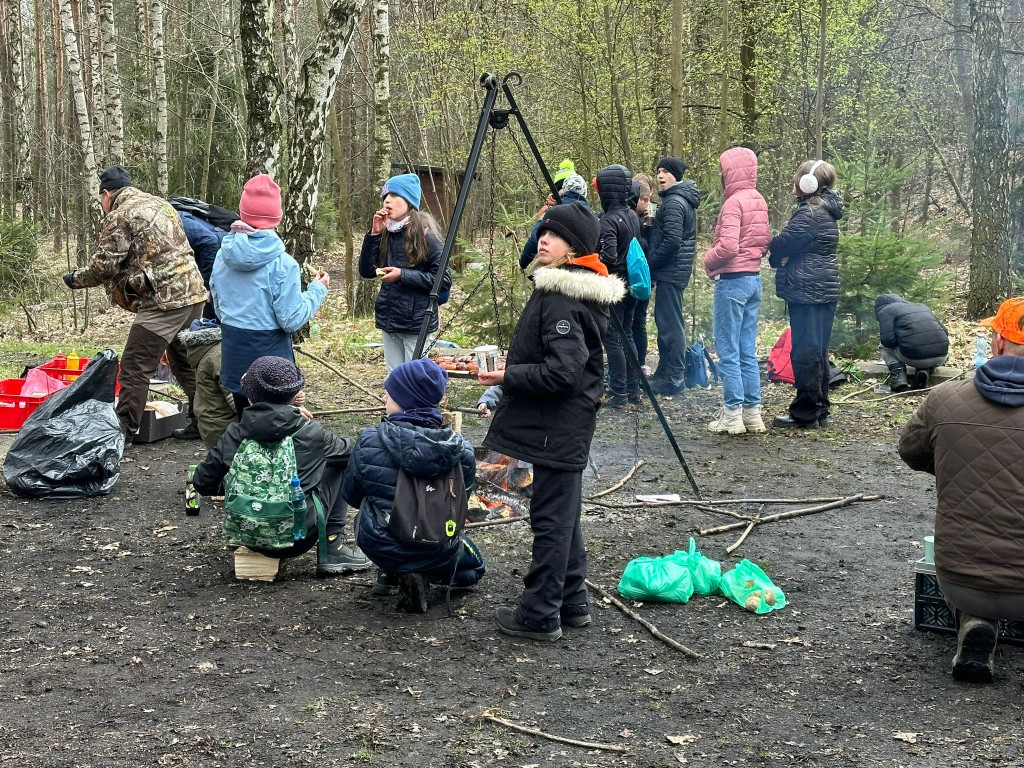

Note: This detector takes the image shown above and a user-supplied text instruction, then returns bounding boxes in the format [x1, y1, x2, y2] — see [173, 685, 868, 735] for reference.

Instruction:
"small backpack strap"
[313, 494, 328, 566]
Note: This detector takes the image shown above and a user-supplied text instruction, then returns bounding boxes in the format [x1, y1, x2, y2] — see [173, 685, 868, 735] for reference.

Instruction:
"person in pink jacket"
[703, 147, 771, 435]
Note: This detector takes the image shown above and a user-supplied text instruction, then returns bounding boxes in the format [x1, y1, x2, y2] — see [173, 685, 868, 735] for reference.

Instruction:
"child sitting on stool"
[342, 358, 484, 613]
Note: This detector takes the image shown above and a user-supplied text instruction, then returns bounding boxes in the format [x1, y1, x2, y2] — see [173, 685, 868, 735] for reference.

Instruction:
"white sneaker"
[708, 406, 746, 435]
[742, 405, 767, 433]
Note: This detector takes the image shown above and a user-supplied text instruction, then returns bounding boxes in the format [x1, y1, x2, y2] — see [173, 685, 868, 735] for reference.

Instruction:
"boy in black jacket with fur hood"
[481, 202, 626, 641]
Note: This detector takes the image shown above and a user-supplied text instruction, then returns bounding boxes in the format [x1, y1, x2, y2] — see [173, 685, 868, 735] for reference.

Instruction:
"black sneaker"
[913, 370, 931, 389]
[606, 394, 630, 409]
[952, 615, 998, 683]
[316, 536, 371, 578]
[817, 414, 830, 428]
[772, 413, 818, 429]
[650, 379, 685, 396]
[172, 419, 202, 440]
[397, 573, 429, 613]
[627, 391, 642, 405]
[561, 605, 592, 627]
[372, 569, 400, 596]
[495, 606, 562, 641]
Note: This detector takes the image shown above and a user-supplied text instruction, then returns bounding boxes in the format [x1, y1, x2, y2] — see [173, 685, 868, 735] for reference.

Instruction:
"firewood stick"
[832, 383, 876, 403]
[294, 347, 382, 405]
[310, 406, 385, 416]
[696, 504, 759, 522]
[481, 709, 628, 753]
[589, 460, 644, 499]
[464, 515, 529, 530]
[699, 494, 866, 536]
[726, 520, 758, 554]
[588, 495, 881, 510]
[585, 580, 702, 660]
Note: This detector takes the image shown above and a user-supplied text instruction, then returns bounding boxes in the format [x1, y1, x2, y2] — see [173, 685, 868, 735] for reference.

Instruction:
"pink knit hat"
[238, 174, 283, 229]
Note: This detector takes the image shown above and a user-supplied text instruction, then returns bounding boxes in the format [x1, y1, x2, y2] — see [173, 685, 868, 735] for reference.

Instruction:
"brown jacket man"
[898, 297, 1024, 682]
[63, 166, 208, 439]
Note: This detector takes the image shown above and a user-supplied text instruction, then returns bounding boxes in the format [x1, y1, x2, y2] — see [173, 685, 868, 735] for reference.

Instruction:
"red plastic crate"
[0, 379, 48, 430]
[38, 356, 120, 395]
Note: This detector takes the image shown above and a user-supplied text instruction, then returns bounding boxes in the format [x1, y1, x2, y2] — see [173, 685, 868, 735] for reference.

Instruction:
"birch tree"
[97, 0, 123, 165]
[150, 0, 168, 194]
[372, 0, 391, 187]
[281, 0, 367, 265]
[57, 0, 101, 215]
[84, 0, 105, 162]
[5, 0, 31, 219]
[34, 0, 50, 222]
[240, 0, 282, 177]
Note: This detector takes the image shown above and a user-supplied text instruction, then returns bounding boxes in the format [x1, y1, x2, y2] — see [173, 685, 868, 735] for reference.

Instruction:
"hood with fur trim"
[532, 264, 625, 305]
[178, 324, 222, 349]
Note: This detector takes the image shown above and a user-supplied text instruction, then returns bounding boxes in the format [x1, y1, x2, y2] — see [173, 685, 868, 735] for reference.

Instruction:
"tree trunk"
[176, 0, 192, 192]
[5, 0, 32, 220]
[718, 0, 731, 152]
[240, 0, 282, 178]
[278, 0, 297, 185]
[953, 0, 974, 154]
[669, 0, 684, 154]
[51, 0, 67, 250]
[739, 0, 757, 144]
[967, 0, 1009, 318]
[57, 0, 101, 217]
[97, 0, 122, 165]
[329, 86, 354, 312]
[34, 0, 51, 224]
[371, 0, 391, 187]
[85, 0, 104, 164]
[201, 3, 226, 202]
[280, 0, 366, 266]
[815, 0, 827, 157]
[150, 0, 168, 194]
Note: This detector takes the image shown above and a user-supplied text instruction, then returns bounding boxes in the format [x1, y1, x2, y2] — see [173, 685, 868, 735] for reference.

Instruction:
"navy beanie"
[99, 165, 133, 192]
[240, 356, 306, 404]
[656, 156, 688, 183]
[384, 358, 448, 410]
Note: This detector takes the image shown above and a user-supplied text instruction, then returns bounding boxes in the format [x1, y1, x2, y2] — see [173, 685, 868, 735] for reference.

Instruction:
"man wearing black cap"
[63, 165, 208, 441]
[647, 156, 701, 395]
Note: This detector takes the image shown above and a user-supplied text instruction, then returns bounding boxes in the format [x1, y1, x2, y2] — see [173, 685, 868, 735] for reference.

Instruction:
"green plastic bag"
[617, 556, 694, 603]
[718, 559, 787, 614]
[680, 537, 721, 595]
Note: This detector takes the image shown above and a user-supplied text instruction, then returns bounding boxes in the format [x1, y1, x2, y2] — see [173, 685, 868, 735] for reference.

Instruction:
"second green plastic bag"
[617, 556, 694, 603]
[718, 559, 787, 614]
[681, 537, 721, 595]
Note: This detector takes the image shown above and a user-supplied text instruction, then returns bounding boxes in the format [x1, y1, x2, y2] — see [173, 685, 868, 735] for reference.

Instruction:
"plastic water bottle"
[435, 339, 457, 348]
[290, 477, 307, 540]
[309, 319, 321, 339]
[974, 333, 989, 368]
[184, 465, 200, 516]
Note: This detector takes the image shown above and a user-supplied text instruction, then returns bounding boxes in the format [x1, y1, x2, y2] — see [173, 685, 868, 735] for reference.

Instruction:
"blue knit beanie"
[384, 358, 448, 410]
[381, 173, 422, 210]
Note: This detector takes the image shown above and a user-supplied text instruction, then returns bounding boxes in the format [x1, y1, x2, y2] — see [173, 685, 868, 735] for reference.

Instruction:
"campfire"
[468, 449, 533, 522]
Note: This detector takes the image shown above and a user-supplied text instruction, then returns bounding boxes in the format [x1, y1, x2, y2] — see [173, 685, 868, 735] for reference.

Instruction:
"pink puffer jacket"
[703, 147, 770, 278]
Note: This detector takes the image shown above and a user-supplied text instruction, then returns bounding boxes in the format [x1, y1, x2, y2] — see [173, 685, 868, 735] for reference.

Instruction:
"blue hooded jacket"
[342, 416, 483, 584]
[210, 230, 327, 393]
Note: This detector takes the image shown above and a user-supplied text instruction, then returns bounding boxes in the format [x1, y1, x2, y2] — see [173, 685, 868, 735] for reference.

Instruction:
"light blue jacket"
[210, 230, 327, 393]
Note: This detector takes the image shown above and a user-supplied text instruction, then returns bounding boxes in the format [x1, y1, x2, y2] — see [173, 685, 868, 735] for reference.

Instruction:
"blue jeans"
[712, 276, 762, 409]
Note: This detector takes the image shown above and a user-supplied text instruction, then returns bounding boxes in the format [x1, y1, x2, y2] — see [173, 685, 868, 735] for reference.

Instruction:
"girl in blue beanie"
[359, 173, 452, 370]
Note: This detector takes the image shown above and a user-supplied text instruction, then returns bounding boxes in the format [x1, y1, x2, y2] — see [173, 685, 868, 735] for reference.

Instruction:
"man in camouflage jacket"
[64, 165, 208, 440]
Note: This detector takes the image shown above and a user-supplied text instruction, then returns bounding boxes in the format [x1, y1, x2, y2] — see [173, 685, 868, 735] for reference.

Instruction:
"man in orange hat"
[899, 297, 1024, 683]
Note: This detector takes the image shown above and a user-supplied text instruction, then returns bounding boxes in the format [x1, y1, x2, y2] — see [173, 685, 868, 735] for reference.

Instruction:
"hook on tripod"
[479, 72, 499, 90]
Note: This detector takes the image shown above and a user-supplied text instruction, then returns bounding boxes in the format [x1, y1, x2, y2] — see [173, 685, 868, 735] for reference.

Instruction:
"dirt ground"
[1, 362, 1022, 768]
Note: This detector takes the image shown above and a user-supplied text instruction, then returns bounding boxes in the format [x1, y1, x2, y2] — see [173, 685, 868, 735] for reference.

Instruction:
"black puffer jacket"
[359, 227, 450, 335]
[875, 294, 949, 361]
[768, 190, 844, 305]
[647, 181, 701, 286]
[193, 403, 354, 516]
[484, 262, 626, 471]
[596, 165, 640, 279]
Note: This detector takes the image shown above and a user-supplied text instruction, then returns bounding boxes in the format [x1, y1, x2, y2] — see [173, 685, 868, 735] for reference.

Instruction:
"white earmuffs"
[798, 160, 825, 195]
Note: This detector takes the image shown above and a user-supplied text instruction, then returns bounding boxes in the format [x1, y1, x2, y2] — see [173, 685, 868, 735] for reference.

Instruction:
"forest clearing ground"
[1, 314, 1021, 768]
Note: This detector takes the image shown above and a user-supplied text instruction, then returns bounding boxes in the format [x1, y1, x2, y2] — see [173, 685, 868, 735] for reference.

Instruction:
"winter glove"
[62, 273, 76, 289]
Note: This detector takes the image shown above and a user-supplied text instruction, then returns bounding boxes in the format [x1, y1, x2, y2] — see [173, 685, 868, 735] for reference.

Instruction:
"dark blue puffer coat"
[647, 181, 701, 286]
[596, 165, 640, 279]
[768, 190, 844, 305]
[359, 226, 451, 335]
[341, 415, 482, 583]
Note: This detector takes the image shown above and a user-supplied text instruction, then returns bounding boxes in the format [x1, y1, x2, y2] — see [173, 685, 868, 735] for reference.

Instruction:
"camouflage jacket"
[70, 186, 208, 312]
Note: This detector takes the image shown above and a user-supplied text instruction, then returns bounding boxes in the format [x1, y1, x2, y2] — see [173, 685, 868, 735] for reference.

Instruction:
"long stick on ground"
[726, 520, 758, 554]
[589, 460, 644, 499]
[481, 709, 628, 753]
[585, 580, 702, 659]
[833, 383, 877, 404]
[464, 515, 529, 530]
[294, 347, 382, 405]
[699, 494, 868, 536]
[311, 406, 385, 416]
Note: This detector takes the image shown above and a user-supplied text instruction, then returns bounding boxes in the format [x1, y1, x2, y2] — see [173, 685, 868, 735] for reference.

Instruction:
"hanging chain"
[507, 126, 548, 198]
[487, 133, 507, 349]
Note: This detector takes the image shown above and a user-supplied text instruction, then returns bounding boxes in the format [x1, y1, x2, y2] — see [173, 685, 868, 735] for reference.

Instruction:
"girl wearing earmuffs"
[767, 159, 843, 429]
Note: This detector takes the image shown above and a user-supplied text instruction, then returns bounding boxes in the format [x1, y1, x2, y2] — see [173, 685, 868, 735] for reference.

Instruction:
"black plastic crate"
[914, 560, 1024, 646]
[135, 402, 189, 443]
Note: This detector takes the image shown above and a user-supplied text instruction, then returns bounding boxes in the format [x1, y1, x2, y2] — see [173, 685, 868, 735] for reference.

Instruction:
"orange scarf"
[566, 253, 608, 276]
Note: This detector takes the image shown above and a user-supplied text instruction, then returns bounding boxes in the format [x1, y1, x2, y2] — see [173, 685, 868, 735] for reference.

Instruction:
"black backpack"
[387, 464, 467, 549]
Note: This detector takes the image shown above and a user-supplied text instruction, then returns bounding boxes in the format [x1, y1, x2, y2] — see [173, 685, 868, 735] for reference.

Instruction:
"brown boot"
[952, 612, 998, 683]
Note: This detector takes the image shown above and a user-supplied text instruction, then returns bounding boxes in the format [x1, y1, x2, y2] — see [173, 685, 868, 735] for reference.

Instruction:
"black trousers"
[118, 319, 198, 435]
[515, 465, 589, 632]
[603, 296, 640, 397]
[632, 298, 649, 368]
[787, 302, 836, 424]
[652, 281, 686, 385]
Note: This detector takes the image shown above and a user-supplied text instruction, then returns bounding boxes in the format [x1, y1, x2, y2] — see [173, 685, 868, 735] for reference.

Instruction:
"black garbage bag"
[3, 349, 124, 498]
